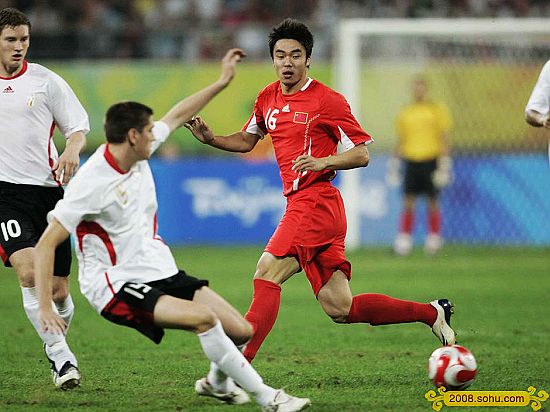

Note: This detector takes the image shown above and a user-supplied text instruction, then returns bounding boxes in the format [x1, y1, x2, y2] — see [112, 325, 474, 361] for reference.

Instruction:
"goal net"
[334, 19, 550, 249]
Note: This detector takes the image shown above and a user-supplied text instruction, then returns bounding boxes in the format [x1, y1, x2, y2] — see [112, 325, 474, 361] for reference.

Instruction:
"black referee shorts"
[0, 181, 71, 276]
[100, 270, 209, 344]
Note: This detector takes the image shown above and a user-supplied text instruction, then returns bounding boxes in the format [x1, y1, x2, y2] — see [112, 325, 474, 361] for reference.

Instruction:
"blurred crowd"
[2, 0, 549, 60]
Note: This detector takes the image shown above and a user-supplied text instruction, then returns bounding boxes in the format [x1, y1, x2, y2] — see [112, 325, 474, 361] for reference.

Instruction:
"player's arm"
[293, 91, 371, 172]
[185, 116, 260, 152]
[432, 131, 453, 189]
[35, 219, 71, 335]
[525, 109, 550, 129]
[292, 143, 369, 173]
[48, 71, 89, 185]
[160, 48, 246, 132]
[55, 131, 87, 185]
[525, 61, 550, 129]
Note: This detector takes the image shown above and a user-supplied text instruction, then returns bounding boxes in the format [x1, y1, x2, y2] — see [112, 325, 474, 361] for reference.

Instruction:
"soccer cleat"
[52, 361, 81, 390]
[44, 345, 80, 390]
[430, 299, 456, 346]
[195, 377, 250, 405]
[262, 389, 311, 412]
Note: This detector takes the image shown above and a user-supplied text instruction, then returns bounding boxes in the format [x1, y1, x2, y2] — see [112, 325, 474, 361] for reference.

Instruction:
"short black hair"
[0, 8, 31, 34]
[104, 102, 153, 144]
[268, 18, 313, 60]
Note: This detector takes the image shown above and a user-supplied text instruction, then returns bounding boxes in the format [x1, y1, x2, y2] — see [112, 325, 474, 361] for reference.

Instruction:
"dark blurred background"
[5, 0, 550, 60]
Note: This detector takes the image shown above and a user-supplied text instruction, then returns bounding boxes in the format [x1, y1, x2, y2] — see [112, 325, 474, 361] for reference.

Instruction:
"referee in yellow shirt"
[388, 77, 453, 256]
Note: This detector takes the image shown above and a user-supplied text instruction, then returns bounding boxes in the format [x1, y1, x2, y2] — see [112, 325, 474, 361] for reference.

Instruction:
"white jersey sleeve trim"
[245, 114, 265, 139]
[338, 126, 372, 151]
[150, 121, 171, 154]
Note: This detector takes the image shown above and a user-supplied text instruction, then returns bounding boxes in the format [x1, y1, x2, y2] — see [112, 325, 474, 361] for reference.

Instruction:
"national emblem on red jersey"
[428, 345, 478, 390]
[293, 111, 308, 124]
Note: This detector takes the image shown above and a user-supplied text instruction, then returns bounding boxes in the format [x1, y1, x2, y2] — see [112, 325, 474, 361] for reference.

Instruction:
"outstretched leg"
[317, 271, 455, 345]
[154, 294, 311, 410]
[193, 286, 252, 345]
[243, 252, 299, 363]
[192, 287, 252, 402]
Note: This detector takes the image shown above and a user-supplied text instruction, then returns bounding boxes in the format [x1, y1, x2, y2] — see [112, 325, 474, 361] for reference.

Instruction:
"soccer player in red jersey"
[185, 18, 456, 365]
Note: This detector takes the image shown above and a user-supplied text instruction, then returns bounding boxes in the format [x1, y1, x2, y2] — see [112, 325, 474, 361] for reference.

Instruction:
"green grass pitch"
[1, 246, 549, 411]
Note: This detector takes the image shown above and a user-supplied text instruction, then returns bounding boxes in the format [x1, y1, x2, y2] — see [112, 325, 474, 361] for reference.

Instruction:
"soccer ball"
[428, 345, 477, 390]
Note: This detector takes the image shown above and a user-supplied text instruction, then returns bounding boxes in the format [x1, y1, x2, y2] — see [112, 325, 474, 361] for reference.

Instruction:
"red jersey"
[243, 78, 373, 196]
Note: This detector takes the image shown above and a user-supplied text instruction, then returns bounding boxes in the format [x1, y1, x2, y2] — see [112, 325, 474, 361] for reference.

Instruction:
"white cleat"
[393, 233, 413, 256]
[262, 389, 311, 412]
[424, 234, 443, 255]
[195, 377, 250, 405]
[52, 361, 81, 390]
[430, 299, 456, 346]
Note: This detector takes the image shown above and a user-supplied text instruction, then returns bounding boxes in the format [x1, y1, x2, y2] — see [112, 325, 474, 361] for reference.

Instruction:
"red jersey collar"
[0, 60, 28, 80]
[104, 144, 129, 174]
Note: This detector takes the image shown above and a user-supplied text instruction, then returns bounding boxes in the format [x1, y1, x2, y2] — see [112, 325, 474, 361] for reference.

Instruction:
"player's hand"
[54, 150, 80, 185]
[184, 116, 215, 145]
[386, 156, 401, 187]
[432, 156, 453, 189]
[218, 48, 246, 87]
[542, 114, 550, 129]
[39, 308, 67, 335]
[292, 155, 327, 172]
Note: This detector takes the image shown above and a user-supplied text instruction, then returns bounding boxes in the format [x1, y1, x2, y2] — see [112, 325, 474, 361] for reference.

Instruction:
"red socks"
[346, 293, 437, 326]
[243, 283, 438, 360]
[401, 210, 441, 234]
[243, 278, 281, 363]
[429, 209, 441, 234]
[400, 210, 414, 234]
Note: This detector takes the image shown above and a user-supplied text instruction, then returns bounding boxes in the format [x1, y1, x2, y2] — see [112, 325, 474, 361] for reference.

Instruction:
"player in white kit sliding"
[33, 48, 310, 412]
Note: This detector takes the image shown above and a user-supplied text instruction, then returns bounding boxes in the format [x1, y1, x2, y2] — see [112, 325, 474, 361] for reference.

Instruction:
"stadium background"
[12, 0, 548, 247]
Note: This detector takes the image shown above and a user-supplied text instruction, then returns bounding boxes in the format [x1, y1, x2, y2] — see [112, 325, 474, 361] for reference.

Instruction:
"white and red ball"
[428, 345, 477, 390]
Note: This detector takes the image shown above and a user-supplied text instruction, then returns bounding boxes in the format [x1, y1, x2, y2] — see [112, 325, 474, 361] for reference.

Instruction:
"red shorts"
[266, 182, 352, 295]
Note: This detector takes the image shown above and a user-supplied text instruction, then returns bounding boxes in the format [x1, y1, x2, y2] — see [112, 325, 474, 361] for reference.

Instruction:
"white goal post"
[334, 18, 550, 250]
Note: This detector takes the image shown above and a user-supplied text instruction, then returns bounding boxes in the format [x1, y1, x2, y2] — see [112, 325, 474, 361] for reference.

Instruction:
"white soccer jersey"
[526, 59, 550, 161]
[48, 122, 177, 313]
[0, 61, 90, 186]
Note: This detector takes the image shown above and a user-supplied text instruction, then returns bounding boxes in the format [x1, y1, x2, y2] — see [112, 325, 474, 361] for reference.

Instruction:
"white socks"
[55, 294, 74, 332]
[198, 321, 276, 405]
[207, 361, 236, 393]
[206, 342, 246, 393]
[21, 287, 77, 370]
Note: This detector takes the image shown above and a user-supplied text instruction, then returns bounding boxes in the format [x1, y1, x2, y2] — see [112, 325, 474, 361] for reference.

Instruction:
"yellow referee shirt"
[395, 101, 452, 162]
